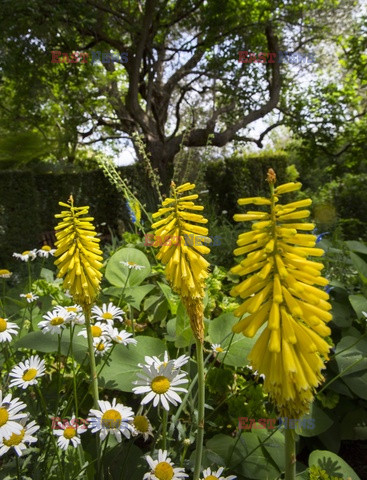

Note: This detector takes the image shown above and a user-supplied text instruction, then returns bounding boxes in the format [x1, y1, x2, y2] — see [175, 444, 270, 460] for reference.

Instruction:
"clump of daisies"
[144, 449, 188, 480]
[0, 318, 19, 343]
[8, 355, 45, 389]
[133, 352, 189, 411]
[0, 391, 39, 457]
[87, 398, 135, 442]
[53, 416, 87, 450]
[200, 467, 237, 480]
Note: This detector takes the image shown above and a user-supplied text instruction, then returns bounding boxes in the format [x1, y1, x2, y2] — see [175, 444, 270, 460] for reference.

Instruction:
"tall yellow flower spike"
[151, 182, 211, 342]
[54, 196, 103, 308]
[231, 169, 332, 417]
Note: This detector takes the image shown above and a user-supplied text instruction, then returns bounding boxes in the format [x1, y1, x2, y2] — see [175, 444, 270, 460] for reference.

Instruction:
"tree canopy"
[0, 0, 365, 188]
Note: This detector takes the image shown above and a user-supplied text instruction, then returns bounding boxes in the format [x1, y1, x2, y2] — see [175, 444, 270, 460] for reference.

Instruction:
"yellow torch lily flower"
[54, 196, 103, 308]
[231, 169, 332, 417]
[151, 182, 210, 341]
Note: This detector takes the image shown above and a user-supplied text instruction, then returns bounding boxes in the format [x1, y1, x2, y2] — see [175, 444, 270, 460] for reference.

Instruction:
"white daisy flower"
[105, 327, 137, 346]
[211, 343, 226, 354]
[93, 337, 113, 356]
[53, 416, 87, 450]
[0, 391, 27, 441]
[9, 355, 46, 389]
[12, 250, 37, 262]
[56, 305, 85, 325]
[133, 362, 188, 411]
[143, 449, 188, 480]
[132, 414, 153, 441]
[20, 292, 39, 303]
[0, 318, 19, 343]
[87, 398, 135, 442]
[142, 351, 189, 371]
[120, 260, 145, 270]
[0, 418, 39, 456]
[201, 467, 237, 480]
[37, 245, 56, 258]
[38, 308, 70, 334]
[0, 269, 12, 279]
[78, 322, 109, 340]
[91, 302, 125, 323]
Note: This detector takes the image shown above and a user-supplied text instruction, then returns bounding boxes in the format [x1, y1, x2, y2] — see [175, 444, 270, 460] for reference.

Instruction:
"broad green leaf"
[100, 336, 165, 392]
[350, 252, 367, 282]
[208, 313, 263, 367]
[295, 402, 333, 437]
[157, 281, 179, 314]
[340, 408, 367, 440]
[14, 330, 88, 363]
[166, 301, 194, 347]
[254, 426, 285, 472]
[103, 284, 155, 310]
[346, 240, 367, 255]
[335, 335, 367, 376]
[348, 294, 367, 319]
[309, 450, 361, 480]
[105, 248, 151, 287]
[331, 300, 354, 328]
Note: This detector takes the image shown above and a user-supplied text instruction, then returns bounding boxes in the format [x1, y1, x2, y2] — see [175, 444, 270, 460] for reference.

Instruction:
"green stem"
[284, 428, 296, 480]
[70, 326, 79, 418]
[16, 454, 21, 480]
[161, 408, 168, 450]
[84, 307, 99, 409]
[193, 339, 205, 480]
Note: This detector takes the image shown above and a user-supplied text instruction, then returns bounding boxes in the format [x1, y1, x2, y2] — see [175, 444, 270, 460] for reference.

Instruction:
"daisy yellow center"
[0, 318, 7, 332]
[116, 336, 122, 342]
[96, 342, 105, 351]
[128, 262, 136, 266]
[154, 461, 174, 480]
[133, 415, 149, 432]
[22, 368, 38, 381]
[204, 476, 218, 480]
[41, 246, 51, 251]
[26, 294, 33, 299]
[91, 326, 102, 337]
[63, 426, 76, 439]
[66, 307, 78, 313]
[151, 376, 171, 394]
[0, 269, 11, 275]
[215, 347, 224, 352]
[101, 409, 121, 429]
[3, 428, 25, 446]
[102, 312, 113, 320]
[50, 316, 64, 326]
[0, 407, 9, 426]
[22, 251, 30, 255]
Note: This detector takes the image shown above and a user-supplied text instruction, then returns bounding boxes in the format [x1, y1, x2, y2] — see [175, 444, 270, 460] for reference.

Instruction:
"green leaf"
[103, 284, 155, 309]
[346, 240, 367, 255]
[335, 335, 367, 376]
[14, 330, 88, 363]
[340, 408, 367, 440]
[295, 402, 333, 437]
[100, 336, 166, 392]
[348, 294, 367, 319]
[105, 248, 151, 287]
[331, 300, 354, 328]
[309, 450, 361, 480]
[208, 312, 263, 367]
[157, 281, 179, 314]
[350, 252, 367, 282]
[166, 301, 194, 347]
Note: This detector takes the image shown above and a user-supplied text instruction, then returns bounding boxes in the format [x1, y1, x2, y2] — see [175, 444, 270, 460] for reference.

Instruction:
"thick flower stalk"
[151, 182, 210, 342]
[231, 169, 332, 418]
[54, 196, 103, 308]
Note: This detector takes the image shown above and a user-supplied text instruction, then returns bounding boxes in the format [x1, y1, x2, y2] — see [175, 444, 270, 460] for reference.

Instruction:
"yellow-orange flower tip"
[230, 170, 332, 417]
[54, 197, 103, 307]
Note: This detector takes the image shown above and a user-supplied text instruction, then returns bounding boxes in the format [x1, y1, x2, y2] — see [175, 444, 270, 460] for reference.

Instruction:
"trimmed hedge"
[204, 151, 289, 218]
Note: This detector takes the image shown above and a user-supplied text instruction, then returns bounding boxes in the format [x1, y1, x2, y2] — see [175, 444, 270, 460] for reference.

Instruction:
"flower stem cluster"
[231, 169, 332, 417]
[54, 196, 103, 307]
[151, 182, 210, 342]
